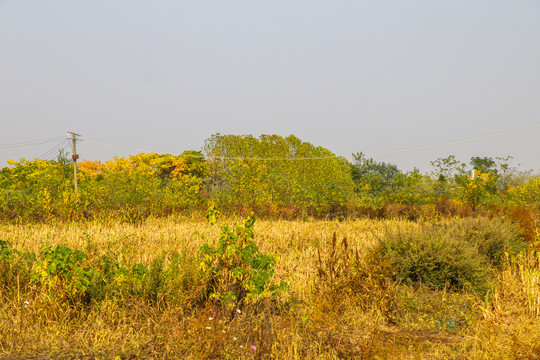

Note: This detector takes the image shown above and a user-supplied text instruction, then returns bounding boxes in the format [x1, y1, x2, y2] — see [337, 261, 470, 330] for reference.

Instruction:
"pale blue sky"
[1, 1, 539, 172]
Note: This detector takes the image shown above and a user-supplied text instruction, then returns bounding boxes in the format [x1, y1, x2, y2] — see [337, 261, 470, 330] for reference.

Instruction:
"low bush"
[198, 214, 288, 310]
[447, 217, 526, 267]
[0, 240, 200, 309]
[373, 217, 526, 293]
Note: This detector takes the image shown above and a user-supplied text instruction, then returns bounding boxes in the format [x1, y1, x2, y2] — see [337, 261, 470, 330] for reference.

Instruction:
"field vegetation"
[1, 134, 539, 358]
[1, 215, 539, 359]
[1, 134, 539, 222]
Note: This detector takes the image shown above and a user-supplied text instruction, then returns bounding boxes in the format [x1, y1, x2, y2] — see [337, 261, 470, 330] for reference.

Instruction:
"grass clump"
[0, 240, 35, 291]
[315, 232, 397, 318]
[374, 217, 526, 293]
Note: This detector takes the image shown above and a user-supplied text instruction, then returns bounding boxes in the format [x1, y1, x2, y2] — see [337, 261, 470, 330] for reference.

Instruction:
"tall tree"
[350, 153, 402, 205]
[204, 134, 354, 216]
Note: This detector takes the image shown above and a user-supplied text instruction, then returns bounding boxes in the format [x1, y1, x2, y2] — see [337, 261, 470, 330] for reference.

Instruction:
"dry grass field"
[1, 216, 539, 359]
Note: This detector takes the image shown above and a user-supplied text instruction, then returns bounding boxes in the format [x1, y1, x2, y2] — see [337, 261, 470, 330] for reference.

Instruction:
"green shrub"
[86, 254, 130, 302]
[198, 214, 287, 309]
[31, 245, 96, 302]
[374, 217, 525, 293]
[0, 238, 203, 309]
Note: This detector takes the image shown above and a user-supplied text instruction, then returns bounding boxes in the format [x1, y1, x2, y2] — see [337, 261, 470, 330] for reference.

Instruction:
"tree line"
[0, 134, 538, 222]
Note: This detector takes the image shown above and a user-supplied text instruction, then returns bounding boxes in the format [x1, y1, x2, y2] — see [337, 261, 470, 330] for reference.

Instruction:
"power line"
[39, 139, 71, 160]
[365, 122, 540, 156]
[208, 155, 338, 161]
[80, 122, 540, 162]
[82, 139, 154, 154]
[2, 120, 538, 159]
[40, 142, 65, 160]
[0, 136, 65, 150]
[44, 143, 72, 161]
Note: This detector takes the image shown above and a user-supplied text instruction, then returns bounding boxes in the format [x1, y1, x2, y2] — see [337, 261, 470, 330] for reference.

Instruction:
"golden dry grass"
[0, 217, 539, 359]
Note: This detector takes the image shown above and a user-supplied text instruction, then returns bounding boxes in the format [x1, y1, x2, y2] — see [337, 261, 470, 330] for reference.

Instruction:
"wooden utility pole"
[68, 132, 80, 191]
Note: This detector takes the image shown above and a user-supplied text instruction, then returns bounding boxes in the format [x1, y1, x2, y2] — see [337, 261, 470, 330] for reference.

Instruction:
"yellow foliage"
[458, 170, 497, 209]
[506, 177, 540, 207]
[78, 160, 105, 180]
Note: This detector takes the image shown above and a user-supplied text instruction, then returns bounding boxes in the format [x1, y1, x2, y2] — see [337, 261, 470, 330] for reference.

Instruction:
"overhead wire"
[84, 121, 540, 161]
[47, 141, 72, 161]
[39, 139, 71, 160]
[40, 140, 65, 160]
[5, 122, 538, 163]
[207, 155, 337, 161]
[58, 139, 73, 157]
[365, 122, 540, 156]
[0, 136, 65, 150]
[81, 139, 153, 154]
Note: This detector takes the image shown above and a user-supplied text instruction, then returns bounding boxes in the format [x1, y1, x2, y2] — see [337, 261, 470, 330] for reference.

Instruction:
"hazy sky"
[1, 1, 539, 172]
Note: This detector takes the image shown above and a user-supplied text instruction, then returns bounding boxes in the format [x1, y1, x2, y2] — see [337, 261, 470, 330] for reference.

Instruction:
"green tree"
[350, 153, 402, 206]
[204, 134, 354, 216]
[506, 176, 540, 208]
[470, 156, 497, 174]
[389, 169, 435, 205]
[430, 155, 466, 198]
[431, 155, 519, 210]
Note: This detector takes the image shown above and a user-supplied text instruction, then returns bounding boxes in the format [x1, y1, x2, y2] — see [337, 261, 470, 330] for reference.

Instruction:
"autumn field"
[3, 0, 540, 355]
[1, 134, 540, 358]
[1, 214, 539, 359]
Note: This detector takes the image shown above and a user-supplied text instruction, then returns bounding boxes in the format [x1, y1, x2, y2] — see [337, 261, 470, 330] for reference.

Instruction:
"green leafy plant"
[198, 214, 287, 308]
[85, 254, 130, 301]
[31, 245, 95, 301]
[206, 205, 220, 225]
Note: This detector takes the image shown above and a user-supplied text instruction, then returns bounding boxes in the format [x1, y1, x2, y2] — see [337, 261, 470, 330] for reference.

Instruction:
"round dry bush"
[442, 217, 526, 268]
[373, 217, 525, 293]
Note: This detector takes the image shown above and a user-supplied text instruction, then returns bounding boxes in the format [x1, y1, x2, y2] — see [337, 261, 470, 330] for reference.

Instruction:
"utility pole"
[68, 132, 80, 192]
